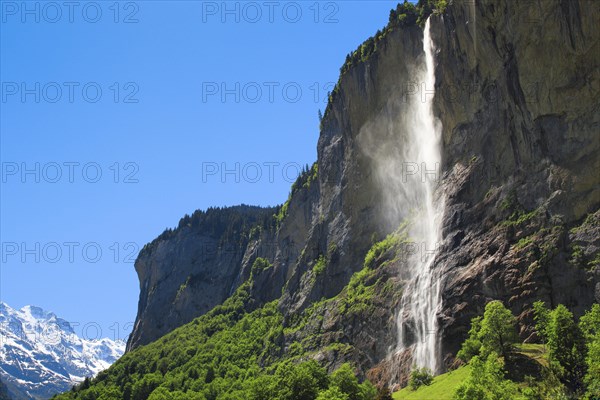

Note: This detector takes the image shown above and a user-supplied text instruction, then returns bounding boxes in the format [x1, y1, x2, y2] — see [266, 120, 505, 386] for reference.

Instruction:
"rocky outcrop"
[127, 0, 599, 389]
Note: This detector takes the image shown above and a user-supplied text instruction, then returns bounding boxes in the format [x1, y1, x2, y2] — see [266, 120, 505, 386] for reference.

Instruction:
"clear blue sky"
[1, 1, 399, 342]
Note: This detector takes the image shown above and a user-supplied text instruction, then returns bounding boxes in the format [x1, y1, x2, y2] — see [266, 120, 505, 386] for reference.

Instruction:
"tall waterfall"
[394, 17, 444, 373]
[357, 16, 444, 375]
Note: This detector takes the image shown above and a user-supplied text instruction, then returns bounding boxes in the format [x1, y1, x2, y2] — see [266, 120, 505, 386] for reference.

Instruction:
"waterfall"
[357, 16, 444, 375]
[394, 17, 444, 374]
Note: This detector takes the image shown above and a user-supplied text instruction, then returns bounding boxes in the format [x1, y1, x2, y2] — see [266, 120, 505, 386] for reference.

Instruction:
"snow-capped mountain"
[0, 303, 125, 399]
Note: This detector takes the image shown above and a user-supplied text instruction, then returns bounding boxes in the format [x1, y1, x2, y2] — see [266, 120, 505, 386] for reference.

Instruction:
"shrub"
[251, 257, 271, 273]
[409, 367, 433, 390]
[376, 386, 393, 400]
[313, 255, 327, 276]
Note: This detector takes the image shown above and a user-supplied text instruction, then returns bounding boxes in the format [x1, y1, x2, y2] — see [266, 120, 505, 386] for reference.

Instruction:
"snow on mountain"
[0, 303, 125, 399]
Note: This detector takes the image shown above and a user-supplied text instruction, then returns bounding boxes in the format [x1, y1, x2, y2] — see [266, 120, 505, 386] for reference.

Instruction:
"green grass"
[392, 345, 548, 399]
[393, 365, 471, 400]
[515, 343, 549, 367]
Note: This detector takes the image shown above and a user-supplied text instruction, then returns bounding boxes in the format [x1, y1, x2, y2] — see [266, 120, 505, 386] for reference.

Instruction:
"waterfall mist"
[358, 18, 445, 374]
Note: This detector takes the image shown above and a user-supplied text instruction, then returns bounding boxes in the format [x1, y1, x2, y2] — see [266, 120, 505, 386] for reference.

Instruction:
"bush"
[376, 386, 393, 400]
[251, 257, 272, 273]
[313, 255, 327, 276]
[409, 367, 433, 390]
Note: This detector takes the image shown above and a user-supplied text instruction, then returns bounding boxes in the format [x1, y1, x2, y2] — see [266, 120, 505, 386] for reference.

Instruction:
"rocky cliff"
[430, 0, 600, 366]
[127, 0, 599, 388]
[126, 205, 277, 350]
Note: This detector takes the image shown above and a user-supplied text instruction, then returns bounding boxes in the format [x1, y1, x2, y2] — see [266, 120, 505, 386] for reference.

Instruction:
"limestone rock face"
[127, 0, 599, 385]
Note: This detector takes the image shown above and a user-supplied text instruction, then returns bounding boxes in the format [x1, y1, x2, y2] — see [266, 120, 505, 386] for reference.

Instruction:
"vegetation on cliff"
[143, 205, 278, 257]
[325, 0, 448, 122]
[53, 227, 412, 399]
[275, 162, 317, 226]
[53, 267, 383, 400]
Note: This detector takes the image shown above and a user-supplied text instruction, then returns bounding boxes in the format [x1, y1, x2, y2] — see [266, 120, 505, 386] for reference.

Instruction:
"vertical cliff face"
[126, 205, 277, 350]
[429, 0, 600, 360]
[127, 0, 599, 386]
[279, 24, 426, 315]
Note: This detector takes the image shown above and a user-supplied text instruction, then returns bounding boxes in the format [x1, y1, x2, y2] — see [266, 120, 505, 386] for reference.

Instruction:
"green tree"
[123, 382, 133, 400]
[479, 301, 518, 360]
[546, 305, 586, 392]
[249, 374, 275, 400]
[331, 364, 362, 400]
[458, 301, 518, 363]
[274, 361, 328, 400]
[80, 377, 91, 390]
[79, 387, 101, 400]
[205, 366, 215, 384]
[454, 353, 522, 400]
[583, 336, 600, 399]
[157, 358, 169, 376]
[330, 364, 376, 400]
[316, 387, 349, 400]
[359, 380, 378, 400]
[147, 387, 173, 400]
[532, 300, 550, 343]
[457, 316, 483, 362]
[96, 387, 124, 400]
[579, 303, 600, 340]
[132, 373, 162, 400]
[580, 304, 600, 399]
